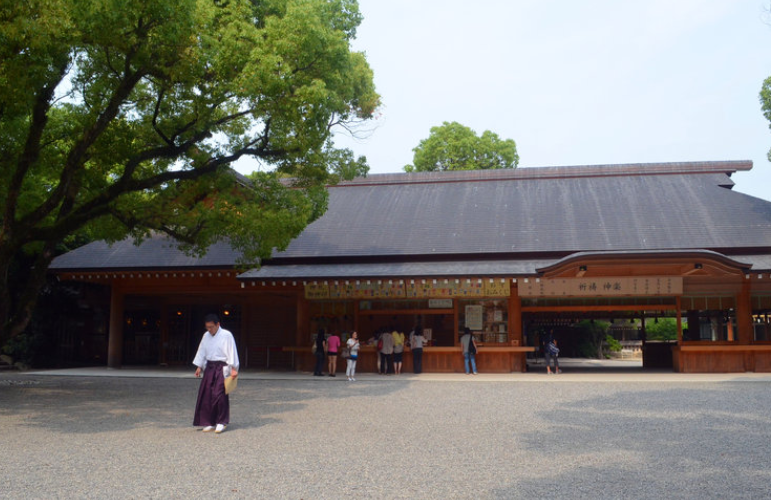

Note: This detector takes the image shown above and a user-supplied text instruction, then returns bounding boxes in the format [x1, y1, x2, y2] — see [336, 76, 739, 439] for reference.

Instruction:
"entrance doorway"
[166, 304, 242, 365]
[523, 309, 678, 372]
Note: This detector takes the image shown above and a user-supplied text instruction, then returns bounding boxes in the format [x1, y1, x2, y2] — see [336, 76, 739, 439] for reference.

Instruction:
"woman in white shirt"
[346, 331, 361, 381]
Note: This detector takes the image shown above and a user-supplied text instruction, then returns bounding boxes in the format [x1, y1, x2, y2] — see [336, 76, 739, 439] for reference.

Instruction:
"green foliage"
[760, 76, 771, 162]
[404, 121, 519, 172]
[0, 0, 380, 341]
[577, 340, 599, 359]
[2, 327, 47, 367]
[644, 318, 680, 341]
[604, 334, 622, 352]
[574, 319, 610, 359]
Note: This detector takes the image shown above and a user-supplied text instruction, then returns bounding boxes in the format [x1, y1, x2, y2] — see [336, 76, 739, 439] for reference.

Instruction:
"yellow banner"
[305, 278, 510, 300]
[483, 279, 511, 297]
[304, 283, 330, 300]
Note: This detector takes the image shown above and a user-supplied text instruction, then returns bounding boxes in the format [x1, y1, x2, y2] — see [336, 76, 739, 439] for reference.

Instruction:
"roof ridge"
[332, 160, 752, 187]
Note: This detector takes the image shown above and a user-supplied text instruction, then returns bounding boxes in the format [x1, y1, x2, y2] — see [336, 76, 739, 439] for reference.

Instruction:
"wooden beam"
[521, 304, 677, 313]
[362, 308, 454, 316]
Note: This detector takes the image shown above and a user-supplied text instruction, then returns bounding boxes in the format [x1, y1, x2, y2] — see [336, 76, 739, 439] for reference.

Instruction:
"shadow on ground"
[491, 382, 771, 499]
[0, 374, 409, 435]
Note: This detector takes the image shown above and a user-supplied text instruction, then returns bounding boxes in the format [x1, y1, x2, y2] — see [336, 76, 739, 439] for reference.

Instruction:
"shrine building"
[50, 160, 771, 373]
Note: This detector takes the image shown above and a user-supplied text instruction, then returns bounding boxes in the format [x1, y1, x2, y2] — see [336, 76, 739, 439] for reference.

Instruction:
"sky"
[319, 0, 771, 201]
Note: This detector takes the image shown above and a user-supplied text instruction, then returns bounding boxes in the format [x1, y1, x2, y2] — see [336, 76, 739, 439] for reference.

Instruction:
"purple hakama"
[193, 360, 230, 427]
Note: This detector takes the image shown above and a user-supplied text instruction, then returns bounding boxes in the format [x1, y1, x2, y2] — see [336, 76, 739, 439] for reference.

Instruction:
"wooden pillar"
[509, 283, 523, 345]
[453, 298, 459, 346]
[736, 278, 753, 344]
[240, 301, 249, 369]
[107, 285, 125, 369]
[296, 291, 310, 347]
[159, 300, 169, 365]
[676, 296, 683, 344]
[354, 300, 360, 335]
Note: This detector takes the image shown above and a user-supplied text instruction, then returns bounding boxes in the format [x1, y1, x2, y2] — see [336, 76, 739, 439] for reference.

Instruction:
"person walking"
[379, 329, 394, 375]
[410, 325, 425, 374]
[193, 314, 239, 434]
[546, 338, 561, 374]
[346, 331, 360, 381]
[327, 332, 341, 377]
[392, 329, 405, 375]
[313, 328, 326, 376]
[460, 327, 478, 375]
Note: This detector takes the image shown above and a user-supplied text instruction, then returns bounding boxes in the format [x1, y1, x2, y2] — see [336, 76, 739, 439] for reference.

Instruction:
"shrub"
[604, 334, 622, 352]
[645, 318, 681, 341]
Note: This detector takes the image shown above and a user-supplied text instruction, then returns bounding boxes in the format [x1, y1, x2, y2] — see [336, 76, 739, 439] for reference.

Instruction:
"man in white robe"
[193, 313, 239, 434]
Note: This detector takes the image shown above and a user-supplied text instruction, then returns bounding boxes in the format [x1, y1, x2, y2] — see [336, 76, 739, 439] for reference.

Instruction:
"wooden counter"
[673, 344, 771, 373]
[284, 345, 535, 374]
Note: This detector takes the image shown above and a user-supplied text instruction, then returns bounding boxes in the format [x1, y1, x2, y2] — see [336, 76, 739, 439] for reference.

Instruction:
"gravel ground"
[1, 373, 770, 500]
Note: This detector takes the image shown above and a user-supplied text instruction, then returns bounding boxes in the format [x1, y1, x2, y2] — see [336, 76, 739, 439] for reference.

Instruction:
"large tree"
[0, 0, 379, 344]
[760, 76, 771, 161]
[404, 121, 519, 172]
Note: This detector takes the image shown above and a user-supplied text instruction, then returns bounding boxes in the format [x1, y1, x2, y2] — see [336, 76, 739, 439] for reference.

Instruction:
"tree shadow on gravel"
[490, 383, 771, 500]
[0, 376, 408, 435]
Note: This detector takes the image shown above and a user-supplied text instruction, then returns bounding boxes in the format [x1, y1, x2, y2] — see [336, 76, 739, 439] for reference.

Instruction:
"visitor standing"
[392, 329, 405, 375]
[410, 325, 425, 374]
[313, 328, 326, 376]
[379, 330, 394, 375]
[460, 327, 478, 375]
[546, 338, 560, 375]
[346, 331, 360, 381]
[327, 332, 341, 377]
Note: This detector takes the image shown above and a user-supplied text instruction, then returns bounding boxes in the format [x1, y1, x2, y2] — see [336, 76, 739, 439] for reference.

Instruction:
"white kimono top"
[192, 327, 240, 377]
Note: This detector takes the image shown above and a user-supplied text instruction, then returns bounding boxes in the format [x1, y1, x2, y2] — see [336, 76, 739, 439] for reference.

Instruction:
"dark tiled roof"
[49, 235, 241, 271]
[735, 255, 771, 272]
[537, 250, 754, 273]
[50, 160, 771, 273]
[275, 161, 770, 259]
[333, 160, 750, 186]
[238, 259, 558, 280]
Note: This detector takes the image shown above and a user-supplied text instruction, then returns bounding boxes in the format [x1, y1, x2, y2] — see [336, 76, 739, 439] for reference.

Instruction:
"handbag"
[468, 335, 477, 355]
[312, 343, 318, 355]
[377, 338, 383, 350]
[224, 375, 237, 395]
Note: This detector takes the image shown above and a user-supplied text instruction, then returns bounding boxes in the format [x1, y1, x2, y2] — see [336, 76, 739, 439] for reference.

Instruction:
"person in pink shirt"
[326, 333, 341, 377]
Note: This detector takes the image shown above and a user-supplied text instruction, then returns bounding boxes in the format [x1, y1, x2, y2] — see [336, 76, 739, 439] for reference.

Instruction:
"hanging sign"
[304, 283, 330, 300]
[465, 305, 484, 330]
[518, 276, 683, 297]
[428, 299, 453, 309]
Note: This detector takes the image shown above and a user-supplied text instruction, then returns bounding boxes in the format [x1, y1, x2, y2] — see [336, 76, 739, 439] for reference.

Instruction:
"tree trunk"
[0, 240, 58, 347]
[0, 249, 16, 347]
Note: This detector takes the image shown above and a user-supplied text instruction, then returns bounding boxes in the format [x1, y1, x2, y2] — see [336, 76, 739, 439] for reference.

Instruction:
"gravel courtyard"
[1, 372, 770, 500]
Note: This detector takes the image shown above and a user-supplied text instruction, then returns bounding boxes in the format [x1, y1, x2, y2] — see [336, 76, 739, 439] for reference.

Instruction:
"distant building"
[51, 161, 771, 373]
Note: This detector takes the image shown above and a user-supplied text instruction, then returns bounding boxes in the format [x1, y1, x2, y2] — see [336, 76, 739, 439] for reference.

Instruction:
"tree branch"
[17, 65, 146, 230]
[2, 59, 69, 234]
[151, 87, 172, 145]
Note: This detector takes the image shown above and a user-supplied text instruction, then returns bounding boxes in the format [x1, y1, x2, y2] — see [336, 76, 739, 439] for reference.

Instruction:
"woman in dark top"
[313, 328, 326, 376]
